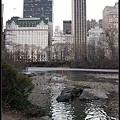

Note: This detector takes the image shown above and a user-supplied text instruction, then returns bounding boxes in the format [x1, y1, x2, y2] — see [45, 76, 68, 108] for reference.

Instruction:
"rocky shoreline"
[28, 71, 119, 116]
[2, 71, 118, 120]
[30, 71, 118, 93]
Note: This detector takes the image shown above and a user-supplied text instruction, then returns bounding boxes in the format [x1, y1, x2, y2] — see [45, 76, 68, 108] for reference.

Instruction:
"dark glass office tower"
[23, 0, 53, 22]
[63, 20, 72, 34]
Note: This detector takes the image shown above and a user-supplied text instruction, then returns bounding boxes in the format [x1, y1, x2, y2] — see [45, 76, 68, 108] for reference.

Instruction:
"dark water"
[48, 71, 119, 120]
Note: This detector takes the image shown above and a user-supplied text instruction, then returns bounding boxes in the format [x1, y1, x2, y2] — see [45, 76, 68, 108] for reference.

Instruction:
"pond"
[28, 68, 119, 120]
[49, 71, 118, 120]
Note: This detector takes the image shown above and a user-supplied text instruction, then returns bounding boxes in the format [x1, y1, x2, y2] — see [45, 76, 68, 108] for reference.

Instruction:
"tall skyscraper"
[72, 0, 87, 59]
[23, 0, 53, 22]
[63, 20, 72, 34]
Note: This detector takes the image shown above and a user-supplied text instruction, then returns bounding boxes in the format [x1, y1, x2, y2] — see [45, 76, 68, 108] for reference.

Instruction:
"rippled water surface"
[28, 68, 119, 120]
[49, 71, 119, 120]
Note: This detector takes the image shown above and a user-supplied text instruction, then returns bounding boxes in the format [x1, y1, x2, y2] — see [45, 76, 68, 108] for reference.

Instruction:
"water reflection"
[29, 69, 118, 120]
[85, 101, 118, 120]
[50, 83, 74, 120]
[48, 72, 118, 120]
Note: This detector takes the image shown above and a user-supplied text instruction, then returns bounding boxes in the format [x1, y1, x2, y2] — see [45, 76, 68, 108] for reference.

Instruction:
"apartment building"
[87, 19, 97, 32]
[51, 26, 74, 61]
[87, 24, 106, 46]
[102, 2, 119, 30]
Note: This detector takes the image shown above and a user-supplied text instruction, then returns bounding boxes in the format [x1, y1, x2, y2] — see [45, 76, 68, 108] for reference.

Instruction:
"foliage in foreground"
[2, 60, 34, 109]
[2, 55, 27, 72]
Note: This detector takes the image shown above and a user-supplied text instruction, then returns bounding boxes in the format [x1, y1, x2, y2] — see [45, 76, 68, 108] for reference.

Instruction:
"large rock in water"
[79, 88, 109, 100]
[56, 86, 83, 102]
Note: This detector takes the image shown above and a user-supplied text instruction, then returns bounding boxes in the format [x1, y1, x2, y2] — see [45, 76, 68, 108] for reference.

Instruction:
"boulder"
[79, 88, 109, 100]
[56, 93, 71, 102]
[56, 86, 83, 102]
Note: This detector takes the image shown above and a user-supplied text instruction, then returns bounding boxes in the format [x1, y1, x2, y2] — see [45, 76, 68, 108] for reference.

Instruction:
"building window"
[28, 0, 32, 2]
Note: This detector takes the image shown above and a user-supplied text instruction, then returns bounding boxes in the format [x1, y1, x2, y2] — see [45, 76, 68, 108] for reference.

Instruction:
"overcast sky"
[2, 0, 118, 30]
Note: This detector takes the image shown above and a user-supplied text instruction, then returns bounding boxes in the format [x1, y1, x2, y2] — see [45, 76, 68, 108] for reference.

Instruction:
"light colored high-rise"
[72, 0, 87, 58]
[102, 2, 119, 30]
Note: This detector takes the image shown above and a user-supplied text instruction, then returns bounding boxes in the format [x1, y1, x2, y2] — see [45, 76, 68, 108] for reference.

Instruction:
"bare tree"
[36, 46, 43, 62]
[24, 44, 30, 62]
[52, 43, 60, 61]
[30, 44, 37, 62]
[103, 28, 119, 68]
[105, 28, 118, 61]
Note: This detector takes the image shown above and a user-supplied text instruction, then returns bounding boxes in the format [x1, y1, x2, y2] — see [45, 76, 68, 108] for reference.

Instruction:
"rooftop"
[6, 15, 48, 27]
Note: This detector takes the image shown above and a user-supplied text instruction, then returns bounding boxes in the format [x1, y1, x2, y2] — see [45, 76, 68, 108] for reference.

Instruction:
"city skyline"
[2, 0, 118, 30]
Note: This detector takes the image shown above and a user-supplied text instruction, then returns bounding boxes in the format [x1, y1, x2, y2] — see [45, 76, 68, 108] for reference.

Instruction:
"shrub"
[2, 60, 34, 109]
[4, 57, 26, 72]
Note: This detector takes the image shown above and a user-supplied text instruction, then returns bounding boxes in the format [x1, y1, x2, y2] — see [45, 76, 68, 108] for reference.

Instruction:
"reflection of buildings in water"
[27, 70, 118, 119]
[50, 83, 74, 120]
[70, 99, 86, 119]
[84, 101, 117, 120]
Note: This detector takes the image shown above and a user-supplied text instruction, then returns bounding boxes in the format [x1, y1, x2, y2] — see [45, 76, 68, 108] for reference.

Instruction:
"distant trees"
[3, 27, 118, 68]
[87, 37, 107, 68]
[49, 42, 74, 62]
[104, 28, 119, 68]
[105, 28, 118, 61]
[86, 28, 118, 68]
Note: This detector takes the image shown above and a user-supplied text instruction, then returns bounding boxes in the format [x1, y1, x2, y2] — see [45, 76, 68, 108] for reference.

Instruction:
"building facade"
[87, 24, 109, 59]
[63, 20, 72, 34]
[52, 26, 64, 45]
[102, 2, 119, 30]
[98, 19, 103, 28]
[5, 16, 49, 61]
[72, 0, 87, 59]
[23, 0, 53, 22]
[87, 24, 106, 46]
[48, 22, 53, 45]
[51, 26, 74, 61]
[87, 19, 97, 32]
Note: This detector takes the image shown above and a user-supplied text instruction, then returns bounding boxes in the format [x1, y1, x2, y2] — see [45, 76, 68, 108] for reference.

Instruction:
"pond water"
[28, 68, 119, 120]
[49, 71, 119, 120]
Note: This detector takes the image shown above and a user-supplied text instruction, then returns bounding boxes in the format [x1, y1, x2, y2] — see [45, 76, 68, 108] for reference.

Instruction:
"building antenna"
[14, 8, 16, 16]
[41, 7, 44, 15]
